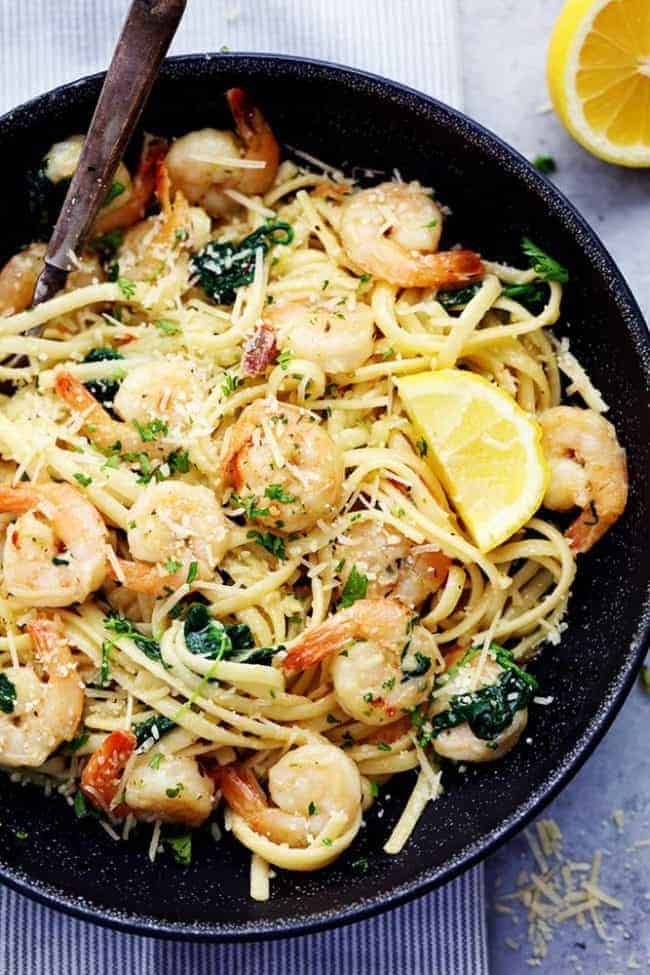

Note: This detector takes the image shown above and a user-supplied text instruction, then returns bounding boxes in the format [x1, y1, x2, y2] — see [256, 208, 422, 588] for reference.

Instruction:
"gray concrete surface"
[460, 2, 650, 971]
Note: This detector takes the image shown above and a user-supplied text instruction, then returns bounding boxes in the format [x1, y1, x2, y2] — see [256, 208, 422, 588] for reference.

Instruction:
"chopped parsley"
[338, 565, 368, 608]
[167, 449, 190, 475]
[73, 790, 89, 818]
[117, 277, 136, 300]
[165, 831, 192, 866]
[191, 221, 294, 304]
[165, 783, 184, 799]
[265, 484, 296, 503]
[246, 530, 287, 560]
[100, 641, 112, 687]
[321, 837, 333, 847]
[102, 181, 126, 207]
[0, 673, 16, 714]
[415, 437, 428, 457]
[370, 780, 380, 798]
[221, 372, 240, 397]
[230, 493, 270, 520]
[521, 237, 569, 284]
[67, 732, 89, 753]
[149, 752, 163, 770]
[353, 855, 370, 873]
[502, 282, 547, 306]
[186, 561, 198, 586]
[132, 418, 168, 442]
[89, 229, 124, 261]
[308, 801, 317, 815]
[164, 557, 182, 574]
[532, 155, 557, 174]
[277, 348, 294, 370]
[154, 318, 182, 336]
[52, 555, 70, 566]
[376, 742, 392, 752]
[73, 472, 92, 487]
[640, 665, 650, 694]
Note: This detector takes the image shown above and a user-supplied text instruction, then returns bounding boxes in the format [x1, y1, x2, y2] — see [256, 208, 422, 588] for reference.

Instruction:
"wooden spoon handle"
[32, 0, 187, 305]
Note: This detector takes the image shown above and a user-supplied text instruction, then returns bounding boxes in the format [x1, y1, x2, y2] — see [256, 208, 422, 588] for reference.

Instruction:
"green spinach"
[191, 222, 294, 305]
[427, 645, 537, 742]
[183, 603, 278, 665]
[0, 673, 16, 714]
[83, 347, 125, 406]
[104, 612, 163, 665]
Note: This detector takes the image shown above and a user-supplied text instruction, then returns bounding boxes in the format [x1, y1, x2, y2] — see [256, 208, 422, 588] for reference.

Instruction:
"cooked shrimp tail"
[108, 557, 190, 596]
[81, 729, 136, 817]
[225, 87, 281, 196]
[219, 743, 362, 856]
[283, 598, 440, 725]
[219, 764, 309, 846]
[54, 370, 143, 455]
[540, 405, 628, 553]
[340, 181, 485, 289]
[93, 136, 168, 235]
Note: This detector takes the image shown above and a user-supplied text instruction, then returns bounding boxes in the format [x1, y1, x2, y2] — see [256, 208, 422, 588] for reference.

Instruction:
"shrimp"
[282, 598, 440, 725]
[81, 729, 214, 825]
[80, 730, 136, 817]
[92, 136, 168, 235]
[126, 481, 230, 582]
[113, 360, 207, 442]
[222, 398, 344, 534]
[117, 162, 211, 284]
[124, 753, 214, 826]
[0, 615, 84, 767]
[43, 133, 134, 225]
[539, 406, 628, 553]
[340, 181, 484, 289]
[263, 298, 375, 374]
[0, 483, 108, 606]
[219, 742, 362, 849]
[0, 244, 46, 315]
[333, 522, 451, 608]
[165, 88, 280, 218]
[54, 370, 144, 456]
[0, 243, 102, 315]
[430, 653, 528, 763]
[55, 360, 206, 454]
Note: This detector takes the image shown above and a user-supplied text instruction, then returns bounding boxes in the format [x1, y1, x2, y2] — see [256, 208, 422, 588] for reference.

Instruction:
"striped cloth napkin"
[0, 2, 487, 972]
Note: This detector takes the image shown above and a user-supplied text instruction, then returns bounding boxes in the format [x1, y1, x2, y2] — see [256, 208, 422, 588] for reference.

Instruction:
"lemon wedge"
[396, 370, 549, 552]
[547, 0, 650, 167]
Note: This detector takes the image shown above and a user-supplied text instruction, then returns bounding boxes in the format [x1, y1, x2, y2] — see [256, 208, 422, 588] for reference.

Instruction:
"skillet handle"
[32, 0, 187, 305]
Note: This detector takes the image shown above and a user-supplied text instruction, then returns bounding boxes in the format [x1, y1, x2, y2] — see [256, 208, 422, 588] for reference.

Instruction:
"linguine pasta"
[0, 94, 627, 898]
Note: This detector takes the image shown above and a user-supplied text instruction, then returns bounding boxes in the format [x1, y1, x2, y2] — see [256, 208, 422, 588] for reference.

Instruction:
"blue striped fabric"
[0, 1, 488, 970]
[0, 865, 487, 974]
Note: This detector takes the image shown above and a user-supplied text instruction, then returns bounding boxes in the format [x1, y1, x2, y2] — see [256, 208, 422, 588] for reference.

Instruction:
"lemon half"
[547, 0, 650, 167]
[396, 370, 549, 552]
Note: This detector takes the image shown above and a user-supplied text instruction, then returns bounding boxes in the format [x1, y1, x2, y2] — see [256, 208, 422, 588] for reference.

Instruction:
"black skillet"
[0, 54, 648, 941]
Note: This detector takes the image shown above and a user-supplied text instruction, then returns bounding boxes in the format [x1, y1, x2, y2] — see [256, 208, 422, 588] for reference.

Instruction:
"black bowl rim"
[0, 50, 648, 942]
